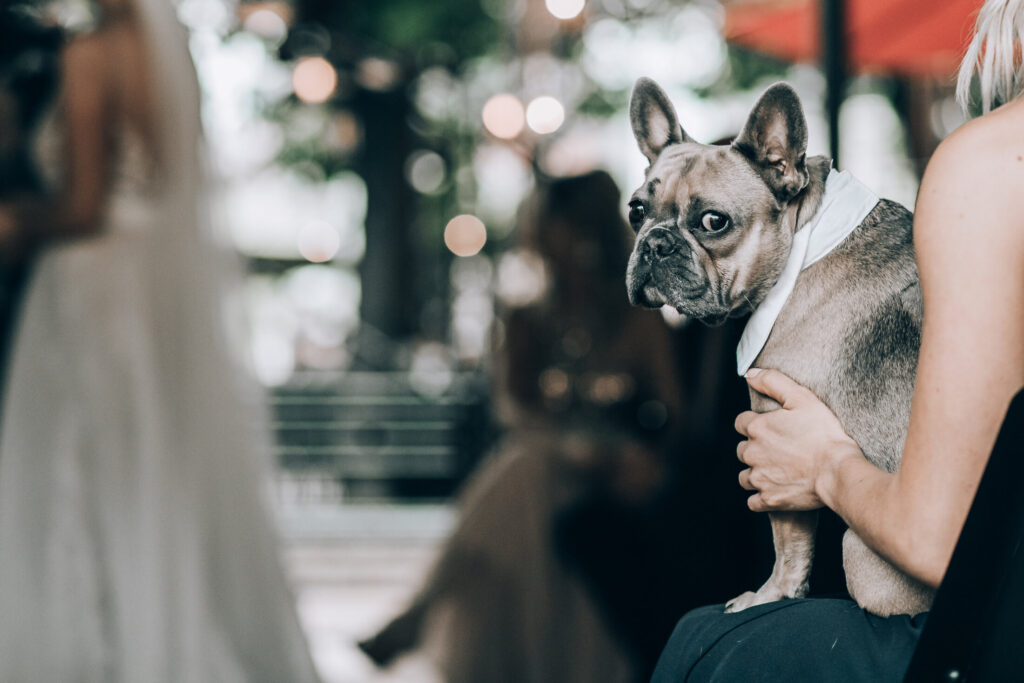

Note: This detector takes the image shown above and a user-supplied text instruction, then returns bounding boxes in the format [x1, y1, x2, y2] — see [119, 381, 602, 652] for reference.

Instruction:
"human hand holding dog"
[735, 368, 863, 513]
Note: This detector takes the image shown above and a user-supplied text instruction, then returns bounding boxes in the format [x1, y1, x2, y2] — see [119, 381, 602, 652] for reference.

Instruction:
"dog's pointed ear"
[733, 82, 809, 202]
[630, 78, 691, 163]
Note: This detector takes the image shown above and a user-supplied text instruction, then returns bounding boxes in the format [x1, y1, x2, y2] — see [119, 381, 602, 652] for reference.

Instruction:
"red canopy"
[724, 0, 985, 78]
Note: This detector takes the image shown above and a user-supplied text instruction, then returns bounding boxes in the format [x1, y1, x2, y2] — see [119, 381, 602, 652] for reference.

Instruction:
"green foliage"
[576, 88, 627, 118]
[275, 112, 356, 181]
[277, 141, 353, 181]
[695, 45, 790, 97]
[347, 0, 502, 65]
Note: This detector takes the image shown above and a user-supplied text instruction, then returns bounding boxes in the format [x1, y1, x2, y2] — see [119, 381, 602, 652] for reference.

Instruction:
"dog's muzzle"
[636, 226, 682, 259]
[626, 252, 658, 307]
[626, 226, 687, 308]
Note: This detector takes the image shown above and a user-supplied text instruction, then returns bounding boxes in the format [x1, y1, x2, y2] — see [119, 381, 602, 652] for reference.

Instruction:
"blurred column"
[291, 0, 422, 367]
[896, 77, 951, 179]
[822, 0, 846, 166]
[354, 85, 419, 356]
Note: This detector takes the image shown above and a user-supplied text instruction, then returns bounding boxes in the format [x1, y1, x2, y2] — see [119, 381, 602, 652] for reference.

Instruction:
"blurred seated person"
[359, 170, 683, 682]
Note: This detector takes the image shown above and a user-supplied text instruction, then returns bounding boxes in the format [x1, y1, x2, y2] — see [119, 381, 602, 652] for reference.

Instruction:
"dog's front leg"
[725, 510, 817, 612]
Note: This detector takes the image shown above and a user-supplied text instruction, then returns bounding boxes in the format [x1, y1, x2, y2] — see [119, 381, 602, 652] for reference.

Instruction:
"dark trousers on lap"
[651, 599, 926, 683]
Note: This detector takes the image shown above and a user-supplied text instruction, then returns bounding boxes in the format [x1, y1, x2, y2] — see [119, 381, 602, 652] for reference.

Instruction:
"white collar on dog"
[736, 169, 880, 376]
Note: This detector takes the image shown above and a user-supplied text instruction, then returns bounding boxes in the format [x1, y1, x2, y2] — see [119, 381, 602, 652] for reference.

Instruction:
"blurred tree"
[266, 0, 797, 368]
[273, 0, 501, 368]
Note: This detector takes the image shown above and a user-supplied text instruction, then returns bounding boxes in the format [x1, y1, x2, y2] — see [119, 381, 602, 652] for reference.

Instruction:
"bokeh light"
[177, 0, 232, 32]
[545, 0, 585, 20]
[406, 150, 447, 194]
[292, 57, 337, 104]
[251, 329, 295, 386]
[242, 8, 288, 44]
[473, 143, 533, 225]
[581, 8, 727, 92]
[297, 220, 341, 262]
[355, 57, 402, 91]
[329, 111, 362, 151]
[525, 96, 565, 134]
[495, 249, 548, 307]
[408, 342, 455, 397]
[450, 256, 495, 361]
[481, 93, 526, 139]
[444, 215, 488, 257]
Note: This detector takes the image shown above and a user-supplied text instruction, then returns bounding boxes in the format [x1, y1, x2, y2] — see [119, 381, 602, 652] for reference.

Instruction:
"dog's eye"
[700, 211, 730, 233]
[627, 201, 646, 230]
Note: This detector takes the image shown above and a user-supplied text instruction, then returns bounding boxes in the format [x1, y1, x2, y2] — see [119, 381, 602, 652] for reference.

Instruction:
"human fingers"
[744, 368, 810, 408]
[738, 467, 755, 491]
[736, 439, 748, 464]
[734, 410, 757, 437]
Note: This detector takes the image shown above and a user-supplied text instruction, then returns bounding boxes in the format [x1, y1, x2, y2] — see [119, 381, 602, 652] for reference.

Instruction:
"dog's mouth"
[627, 262, 713, 312]
[627, 246, 737, 327]
[629, 280, 668, 309]
[622, 268, 737, 329]
[628, 275, 730, 327]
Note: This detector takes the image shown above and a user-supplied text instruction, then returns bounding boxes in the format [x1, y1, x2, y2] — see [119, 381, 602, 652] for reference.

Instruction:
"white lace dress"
[0, 107, 320, 682]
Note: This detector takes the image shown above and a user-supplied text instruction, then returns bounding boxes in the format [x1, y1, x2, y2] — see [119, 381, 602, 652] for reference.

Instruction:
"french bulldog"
[625, 77, 934, 617]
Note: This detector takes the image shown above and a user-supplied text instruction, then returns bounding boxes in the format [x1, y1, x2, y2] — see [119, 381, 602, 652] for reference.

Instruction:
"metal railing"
[271, 370, 491, 501]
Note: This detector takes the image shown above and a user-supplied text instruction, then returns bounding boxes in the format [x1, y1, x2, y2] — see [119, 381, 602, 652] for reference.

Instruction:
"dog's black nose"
[641, 228, 679, 258]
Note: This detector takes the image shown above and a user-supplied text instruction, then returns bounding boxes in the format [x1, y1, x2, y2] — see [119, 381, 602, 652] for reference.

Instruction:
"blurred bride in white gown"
[0, 0, 320, 680]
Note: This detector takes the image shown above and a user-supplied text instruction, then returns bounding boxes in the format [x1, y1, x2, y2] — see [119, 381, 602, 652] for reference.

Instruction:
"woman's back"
[33, 19, 161, 235]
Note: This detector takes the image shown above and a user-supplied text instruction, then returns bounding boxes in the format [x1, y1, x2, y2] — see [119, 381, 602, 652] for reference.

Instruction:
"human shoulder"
[61, 30, 107, 73]
[915, 101, 1024, 253]
[60, 32, 110, 97]
[923, 102, 1024, 197]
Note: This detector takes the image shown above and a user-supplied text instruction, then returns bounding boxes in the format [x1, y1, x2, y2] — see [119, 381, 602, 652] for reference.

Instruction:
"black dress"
[650, 597, 925, 682]
[650, 389, 1024, 682]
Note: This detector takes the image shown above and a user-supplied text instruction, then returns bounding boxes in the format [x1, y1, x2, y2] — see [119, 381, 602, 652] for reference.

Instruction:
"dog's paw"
[724, 586, 786, 613]
[724, 591, 760, 613]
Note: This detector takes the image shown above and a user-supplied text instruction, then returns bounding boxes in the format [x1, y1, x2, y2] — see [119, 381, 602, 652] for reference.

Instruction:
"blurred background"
[0, 0, 982, 680]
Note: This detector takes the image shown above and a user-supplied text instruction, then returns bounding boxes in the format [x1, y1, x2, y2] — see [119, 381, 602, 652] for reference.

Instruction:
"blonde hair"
[956, 0, 1024, 113]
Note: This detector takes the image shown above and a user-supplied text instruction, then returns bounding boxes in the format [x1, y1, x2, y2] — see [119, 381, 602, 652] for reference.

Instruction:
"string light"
[482, 93, 525, 139]
[297, 220, 341, 262]
[242, 8, 288, 43]
[526, 96, 565, 134]
[545, 0, 585, 20]
[406, 151, 446, 194]
[444, 215, 487, 257]
[293, 57, 337, 104]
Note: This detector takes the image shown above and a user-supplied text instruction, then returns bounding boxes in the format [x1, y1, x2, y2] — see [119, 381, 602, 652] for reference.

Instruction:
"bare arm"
[736, 108, 1024, 588]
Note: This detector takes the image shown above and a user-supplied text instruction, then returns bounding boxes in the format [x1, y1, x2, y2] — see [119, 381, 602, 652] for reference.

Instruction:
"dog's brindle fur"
[625, 78, 934, 616]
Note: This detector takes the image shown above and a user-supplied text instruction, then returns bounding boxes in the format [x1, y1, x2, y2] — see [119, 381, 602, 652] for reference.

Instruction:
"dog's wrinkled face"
[625, 78, 811, 325]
